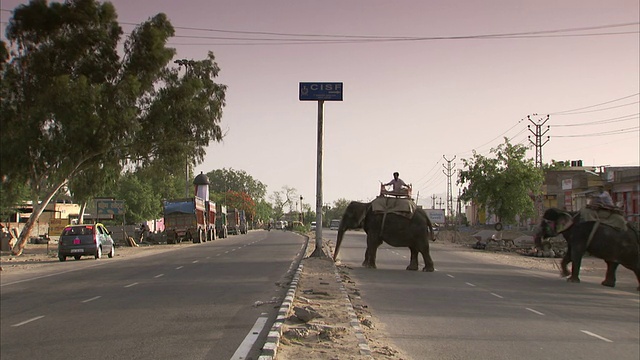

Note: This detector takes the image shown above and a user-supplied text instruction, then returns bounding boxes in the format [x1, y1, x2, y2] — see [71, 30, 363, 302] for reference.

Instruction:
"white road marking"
[230, 316, 269, 360]
[581, 330, 613, 342]
[465, 282, 476, 287]
[124, 282, 139, 288]
[447, 274, 455, 278]
[176, 266, 184, 270]
[526, 307, 545, 316]
[154, 274, 164, 278]
[490, 293, 504, 299]
[192, 260, 199, 263]
[82, 296, 101, 303]
[12, 316, 45, 327]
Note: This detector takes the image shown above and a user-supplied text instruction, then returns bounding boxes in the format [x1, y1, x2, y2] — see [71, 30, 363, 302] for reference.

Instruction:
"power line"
[553, 113, 639, 127]
[554, 126, 639, 138]
[549, 92, 639, 115]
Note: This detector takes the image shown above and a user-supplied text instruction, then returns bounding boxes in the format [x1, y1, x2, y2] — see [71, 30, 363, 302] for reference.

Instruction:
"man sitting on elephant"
[382, 172, 412, 196]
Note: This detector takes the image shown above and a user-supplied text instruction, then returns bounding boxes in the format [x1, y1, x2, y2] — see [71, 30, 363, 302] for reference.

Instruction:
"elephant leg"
[421, 249, 435, 272]
[406, 247, 419, 271]
[601, 261, 619, 288]
[363, 234, 380, 269]
[567, 248, 585, 283]
[560, 251, 571, 278]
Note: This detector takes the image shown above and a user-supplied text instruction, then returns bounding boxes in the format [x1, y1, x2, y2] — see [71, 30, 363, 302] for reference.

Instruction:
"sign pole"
[299, 82, 343, 258]
[312, 100, 325, 257]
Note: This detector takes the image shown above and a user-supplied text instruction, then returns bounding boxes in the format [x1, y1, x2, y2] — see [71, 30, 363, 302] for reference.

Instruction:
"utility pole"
[528, 114, 550, 221]
[431, 194, 437, 209]
[527, 114, 550, 169]
[443, 155, 456, 224]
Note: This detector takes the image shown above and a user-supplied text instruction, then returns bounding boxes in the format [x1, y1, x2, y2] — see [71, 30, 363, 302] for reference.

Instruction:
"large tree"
[1, 0, 226, 255]
[206, 168, 267, 201]
[457, 138, 543, 224]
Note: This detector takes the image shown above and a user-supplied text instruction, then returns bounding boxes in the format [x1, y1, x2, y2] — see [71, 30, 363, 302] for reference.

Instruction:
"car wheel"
[59, 256, 66, 262]
[74, 255, 81, 260]
[108, 245, 115, 258]
[95, 246, 102, 259]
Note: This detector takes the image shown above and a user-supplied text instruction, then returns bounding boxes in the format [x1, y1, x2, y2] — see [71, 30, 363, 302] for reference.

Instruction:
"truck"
[206, 201, 217, 241]
[227, 208, 240, 235]
[239, 210, 248, 234]
[215, 204, 228, 239]
[163, 197, 209, 244]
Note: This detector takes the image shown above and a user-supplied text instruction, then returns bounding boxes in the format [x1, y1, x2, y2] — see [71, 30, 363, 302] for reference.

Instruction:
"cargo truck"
[163, 197, 209, 244]
[215, 204, 228, 238]
[227, 208, 240, 235]
[239, 210, 248, 234]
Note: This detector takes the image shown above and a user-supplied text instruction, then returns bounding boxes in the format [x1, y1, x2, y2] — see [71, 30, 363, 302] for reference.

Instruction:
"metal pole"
[312, 100, 325, 257]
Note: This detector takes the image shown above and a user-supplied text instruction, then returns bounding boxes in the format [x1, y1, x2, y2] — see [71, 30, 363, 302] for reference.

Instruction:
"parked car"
[310, 221, 317, 231]
[58, 223, 115, 261]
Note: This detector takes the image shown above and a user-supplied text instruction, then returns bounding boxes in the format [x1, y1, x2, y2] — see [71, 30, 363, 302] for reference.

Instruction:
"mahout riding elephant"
[333, 200, 435, 272]
[534, 207, 640, 291]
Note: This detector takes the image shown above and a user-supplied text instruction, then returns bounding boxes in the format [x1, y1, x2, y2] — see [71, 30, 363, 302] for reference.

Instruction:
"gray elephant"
[534, 207, 640, 291]
[333, 198, 435, 272]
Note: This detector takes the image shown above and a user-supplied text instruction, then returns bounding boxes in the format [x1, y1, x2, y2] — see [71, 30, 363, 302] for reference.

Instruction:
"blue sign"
[299, 82, 343, 101]
[97, 200, 126, 216]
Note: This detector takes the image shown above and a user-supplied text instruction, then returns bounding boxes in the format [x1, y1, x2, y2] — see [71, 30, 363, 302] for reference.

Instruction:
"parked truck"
[163, 197, 209, 244]
[206, 201, 216, 241]
[227, 208, 240, 235]
[239, 210, 248, 234]
[215, 204, 228, 239]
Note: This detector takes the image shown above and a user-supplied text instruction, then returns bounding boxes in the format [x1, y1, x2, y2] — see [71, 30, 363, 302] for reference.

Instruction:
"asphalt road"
[1, 230, 306, 360]
[333, 230, 640, 360]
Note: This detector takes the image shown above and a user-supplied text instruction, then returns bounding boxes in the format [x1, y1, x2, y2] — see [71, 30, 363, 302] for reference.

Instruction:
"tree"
[543, 160, 571, 171]
[324, 198, 351, 227]
[206, 168, 267, 201]
[1, 1, 226, 255]
[223, 190, 257, 221]
[114, 172, 163, 225]
[457, 138, 543, 224]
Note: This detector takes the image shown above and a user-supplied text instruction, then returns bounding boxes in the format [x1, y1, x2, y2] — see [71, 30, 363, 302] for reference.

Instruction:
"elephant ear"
[554, 211, 574, 233]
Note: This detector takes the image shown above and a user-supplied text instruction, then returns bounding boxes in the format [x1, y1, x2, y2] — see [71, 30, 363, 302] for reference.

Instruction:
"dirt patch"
[275, 239, 411, 360]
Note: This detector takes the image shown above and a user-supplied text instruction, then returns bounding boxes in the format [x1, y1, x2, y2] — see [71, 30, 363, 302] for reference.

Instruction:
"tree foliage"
[457, 138, 543, 224]
[206, 168, 267, 201]
[0, 0, 226, 254]
[224, 190, 257, 221]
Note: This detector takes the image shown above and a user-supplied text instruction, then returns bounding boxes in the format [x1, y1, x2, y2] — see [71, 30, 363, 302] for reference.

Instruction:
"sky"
[2, 0, 639, 211]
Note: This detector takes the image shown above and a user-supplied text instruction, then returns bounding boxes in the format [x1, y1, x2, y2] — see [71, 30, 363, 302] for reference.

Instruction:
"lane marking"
[176, 266, 184, 270]
[465, 282, 476, 287]
[230, 316, 269, 360]
[192, 260, 199, 263]
[124, 282, 139, 288]
[154, 274, 164, 278]
[12, 316, 45, 327]
[447, 274, 455, 278]
[82, 296, 101, 303]
[581, 330, 613, 343]
[490, 293, 504, 299]
[526, 307, 545, 316]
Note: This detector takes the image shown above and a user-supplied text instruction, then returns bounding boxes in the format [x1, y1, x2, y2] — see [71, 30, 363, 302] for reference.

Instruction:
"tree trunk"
[78, 201, 87, 224]
[11, 180, 68, 256]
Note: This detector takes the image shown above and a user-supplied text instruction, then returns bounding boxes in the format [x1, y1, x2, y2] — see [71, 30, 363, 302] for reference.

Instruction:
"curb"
[258, 263, 303, 360]
[259, 237, 372, 359]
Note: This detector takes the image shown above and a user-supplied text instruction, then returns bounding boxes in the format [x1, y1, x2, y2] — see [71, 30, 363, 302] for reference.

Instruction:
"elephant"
[333, 199, 435, 272]
[534, 207, 640, 291]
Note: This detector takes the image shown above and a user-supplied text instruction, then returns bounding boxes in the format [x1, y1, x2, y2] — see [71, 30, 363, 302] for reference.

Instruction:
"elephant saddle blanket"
[579, 207, 627, 232]
[371, 196, 417, 219]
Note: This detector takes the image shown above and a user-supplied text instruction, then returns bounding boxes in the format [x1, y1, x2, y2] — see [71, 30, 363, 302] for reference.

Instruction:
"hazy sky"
[2, 1, 639, 210]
